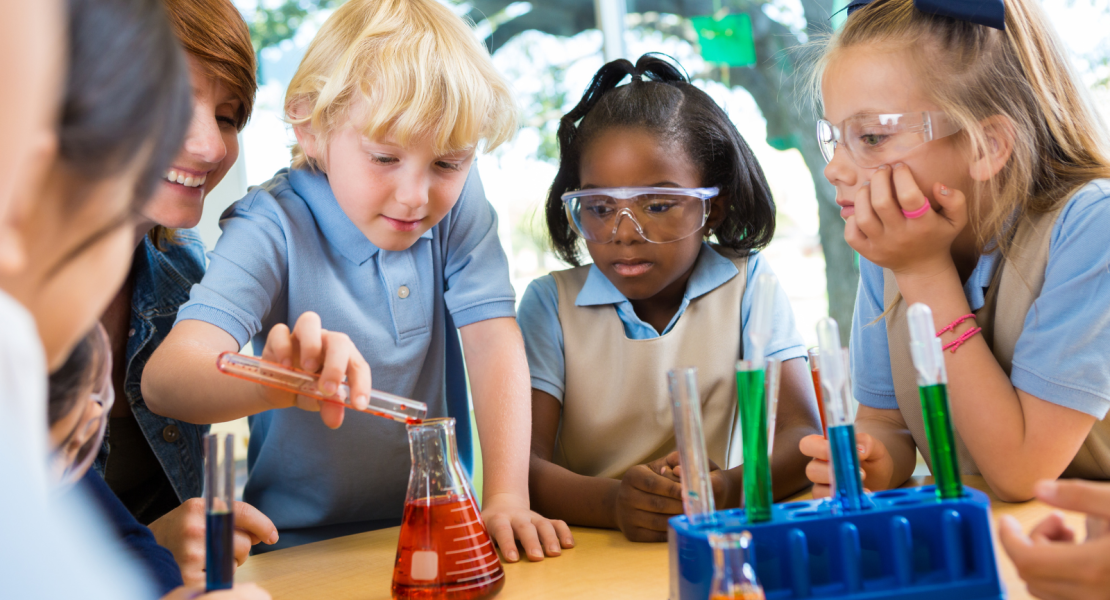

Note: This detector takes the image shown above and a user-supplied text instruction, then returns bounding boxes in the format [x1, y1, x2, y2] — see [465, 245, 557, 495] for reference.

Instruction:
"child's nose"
[394, 178, 429, 209]
[823, 146, 858, 188]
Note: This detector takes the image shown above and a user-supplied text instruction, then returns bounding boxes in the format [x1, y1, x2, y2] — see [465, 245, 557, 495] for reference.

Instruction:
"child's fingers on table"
[890, 163, 929, 216]
[262, 323, 294, 367]
[799, 434, 831, 461]
[233, 531, 254, 567]
[291, 311, 324, 372]
[486, 517, 520, 562]
[623, 508, 675, 535]
[999, 516, 1092, 581]
[530, 516, 564, 556]
[1029, 512, 1075, 543]
[624, 485, 684, 515]
[548, 517, 574, 548]
[628, 465, 683, 500]
[233, 501, 278, 546]
[511, 520, 547, 561]
[1036, 479, 1110, 518]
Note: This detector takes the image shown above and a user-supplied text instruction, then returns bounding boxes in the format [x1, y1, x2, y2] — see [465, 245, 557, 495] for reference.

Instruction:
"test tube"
[668, 367, 717, 528]
[216, 352, 427, 424]
[737, 358, 780, 524]
[807, 348, 828, 438]
[205, 433, 235, 591]
[908, 303, 963, 499]
[816, 318, 865, 512]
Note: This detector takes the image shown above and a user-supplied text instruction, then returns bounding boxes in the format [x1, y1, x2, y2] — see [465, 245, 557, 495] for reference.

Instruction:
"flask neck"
[406, 418, 467, 501]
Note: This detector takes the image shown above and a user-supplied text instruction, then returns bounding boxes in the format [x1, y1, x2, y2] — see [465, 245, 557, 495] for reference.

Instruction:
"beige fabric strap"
[552, 247, 749, 479]
[886, 204, 1110, 479]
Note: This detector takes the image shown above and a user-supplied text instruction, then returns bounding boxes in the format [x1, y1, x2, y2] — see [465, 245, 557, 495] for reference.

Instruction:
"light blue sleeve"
[1010, 181, 1110, 419]
[175, 188, 289, 347]
[517, 275, 566, 402]
[850, 256, 898, 409]
[742, 253, 807, 362]
[441, 166, 517, 327]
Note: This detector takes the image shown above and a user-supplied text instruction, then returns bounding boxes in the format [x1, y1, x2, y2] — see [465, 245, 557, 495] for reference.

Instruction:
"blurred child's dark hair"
[48, 329, 102, 426]
[62, 0, 193, 209]
[546, 53, 776, 266]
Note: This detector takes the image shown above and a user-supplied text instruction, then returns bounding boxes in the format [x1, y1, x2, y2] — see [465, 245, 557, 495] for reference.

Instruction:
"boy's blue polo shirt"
[176, 166, 515, 549]
[519, 244, 807, 403]
[851, 179, 1110, 420]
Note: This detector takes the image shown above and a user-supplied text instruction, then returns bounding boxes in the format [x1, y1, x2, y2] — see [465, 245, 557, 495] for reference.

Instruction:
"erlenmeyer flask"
[708, 531, 765, 600]
[392, 418, 505, 599]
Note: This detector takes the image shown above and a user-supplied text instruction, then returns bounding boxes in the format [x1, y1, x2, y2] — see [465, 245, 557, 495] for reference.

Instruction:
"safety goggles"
[50, 324, 114, 488]
[561, 186, 718, 244]
[816, 111, 962, 169]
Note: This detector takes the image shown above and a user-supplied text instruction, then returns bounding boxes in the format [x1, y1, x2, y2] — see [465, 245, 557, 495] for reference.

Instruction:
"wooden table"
[237, 476, 1083, 599]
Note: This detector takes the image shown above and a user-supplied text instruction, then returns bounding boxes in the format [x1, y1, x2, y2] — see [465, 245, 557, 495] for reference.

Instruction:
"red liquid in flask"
[392, 495, 504, 599]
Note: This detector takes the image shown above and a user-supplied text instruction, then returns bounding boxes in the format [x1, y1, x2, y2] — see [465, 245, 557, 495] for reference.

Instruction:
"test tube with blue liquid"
[205, 432, 235, 591]
[736, 273, 780, 524]
[669, 367, 717, 528]
[908, 303, 963, 500]
[816, 318, 866, 512]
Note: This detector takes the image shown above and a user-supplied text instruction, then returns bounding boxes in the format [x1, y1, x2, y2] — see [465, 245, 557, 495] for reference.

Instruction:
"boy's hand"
[845, 163, 967, 281]
[148, 499, 279, 587]
[260, 311, 371, 429]
[482, 493, 574, 563]
[999, 479, 1110, 600]
[799, 432, 891, 497]
[614, 461, 684, 542]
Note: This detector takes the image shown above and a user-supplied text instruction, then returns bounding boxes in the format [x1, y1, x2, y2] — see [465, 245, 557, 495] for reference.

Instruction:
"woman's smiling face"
[578, 127, 720, 301]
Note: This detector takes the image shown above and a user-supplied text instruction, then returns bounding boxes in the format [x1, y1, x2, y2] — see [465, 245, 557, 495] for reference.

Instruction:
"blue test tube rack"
[668, 485, 1003, 600]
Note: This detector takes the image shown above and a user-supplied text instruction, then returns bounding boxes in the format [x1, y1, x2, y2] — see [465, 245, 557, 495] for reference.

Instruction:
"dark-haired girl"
[519, 54, 821, 542]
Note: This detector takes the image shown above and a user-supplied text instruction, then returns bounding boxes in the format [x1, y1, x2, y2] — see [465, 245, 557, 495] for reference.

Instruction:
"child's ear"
[707, 194, 728, 230]
[292, 123, 323, 167]
[969, 115, 1015, 182]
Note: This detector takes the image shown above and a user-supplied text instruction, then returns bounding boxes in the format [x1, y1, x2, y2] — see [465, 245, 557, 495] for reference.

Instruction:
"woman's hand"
[845, 163, 967, 280]
[149, 499, 279, 587]
[482, 492, 573, 562]
[260, 311, 371, 429]
[999, 479, 1110, 599]
[799, 432, 892, 497]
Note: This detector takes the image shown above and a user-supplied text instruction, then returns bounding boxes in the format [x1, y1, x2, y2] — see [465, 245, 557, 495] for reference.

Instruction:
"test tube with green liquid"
[908, 303, 963, 499]
[737, 273, 778, 523]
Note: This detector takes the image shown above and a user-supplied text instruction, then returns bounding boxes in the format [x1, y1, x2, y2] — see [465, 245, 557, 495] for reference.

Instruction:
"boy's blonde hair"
[286, 0, 517, 170]
[813, 0, 1110, 253]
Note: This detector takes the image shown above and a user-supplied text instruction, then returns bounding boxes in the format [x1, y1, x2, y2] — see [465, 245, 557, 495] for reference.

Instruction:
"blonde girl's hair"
[813, 0, 1110, 254]
[285, 0, 518, 170]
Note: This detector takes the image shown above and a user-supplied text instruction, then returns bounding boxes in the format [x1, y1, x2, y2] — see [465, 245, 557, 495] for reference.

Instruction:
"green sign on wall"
[691, 14, 756, 67]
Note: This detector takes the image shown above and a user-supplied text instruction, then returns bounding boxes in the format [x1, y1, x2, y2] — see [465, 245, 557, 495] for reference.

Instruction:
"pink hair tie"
[902, 203, 931, 219]
[937, 314, 976, 336]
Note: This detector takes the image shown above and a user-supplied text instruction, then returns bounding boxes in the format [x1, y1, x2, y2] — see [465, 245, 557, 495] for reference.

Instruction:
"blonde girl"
[800, 0, 1110, 502]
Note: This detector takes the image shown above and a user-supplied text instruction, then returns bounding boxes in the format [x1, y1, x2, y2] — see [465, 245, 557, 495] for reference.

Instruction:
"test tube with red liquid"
[215, 351, 427, 424]
[808, 347, 828, 437]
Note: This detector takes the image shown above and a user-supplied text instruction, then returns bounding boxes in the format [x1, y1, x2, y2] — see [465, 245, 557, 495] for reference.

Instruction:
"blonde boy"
[144, 0, 572, 558]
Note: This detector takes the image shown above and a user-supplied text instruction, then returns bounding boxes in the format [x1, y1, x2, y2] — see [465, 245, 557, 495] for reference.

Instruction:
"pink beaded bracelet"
[936, 314, 976, 336]
[942, 327, 982, 353]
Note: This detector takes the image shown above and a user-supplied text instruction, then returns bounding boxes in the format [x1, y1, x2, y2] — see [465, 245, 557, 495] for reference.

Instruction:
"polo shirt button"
[398, 285, 410, 299]
[162, 425, 180, 443]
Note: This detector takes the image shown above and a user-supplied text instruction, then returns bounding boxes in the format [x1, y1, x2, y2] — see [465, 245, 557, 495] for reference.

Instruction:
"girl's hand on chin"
[844, 162, 968, 280]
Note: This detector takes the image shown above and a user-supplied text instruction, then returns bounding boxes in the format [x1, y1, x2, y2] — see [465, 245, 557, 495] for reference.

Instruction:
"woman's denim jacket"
[94, 229, 208, 501]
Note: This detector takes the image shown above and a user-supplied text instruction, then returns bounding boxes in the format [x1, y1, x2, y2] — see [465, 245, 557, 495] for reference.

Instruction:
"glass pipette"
[908, 303, 963, 499]
[216, 352, 427, 424]
[669, 367, 717, 528]
[737, 273, 777, 523]
[816, 318, 865, 512]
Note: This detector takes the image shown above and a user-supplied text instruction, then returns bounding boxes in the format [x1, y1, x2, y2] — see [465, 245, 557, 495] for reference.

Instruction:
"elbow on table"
[983, 474, 1038, 503]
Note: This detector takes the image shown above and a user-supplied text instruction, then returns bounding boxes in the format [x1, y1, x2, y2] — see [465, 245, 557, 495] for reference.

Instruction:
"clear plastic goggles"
[561, 186, 718, 244]
[50, 324, 114, 488]
[816, 111, 962, 169]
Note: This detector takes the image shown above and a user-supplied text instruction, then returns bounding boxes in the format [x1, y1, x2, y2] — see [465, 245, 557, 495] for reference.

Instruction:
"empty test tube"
[908, 303, 963, 499]
[669, 367, 717, 527]
[816, 318, 865, 512]
[216, 352, 427, 424]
